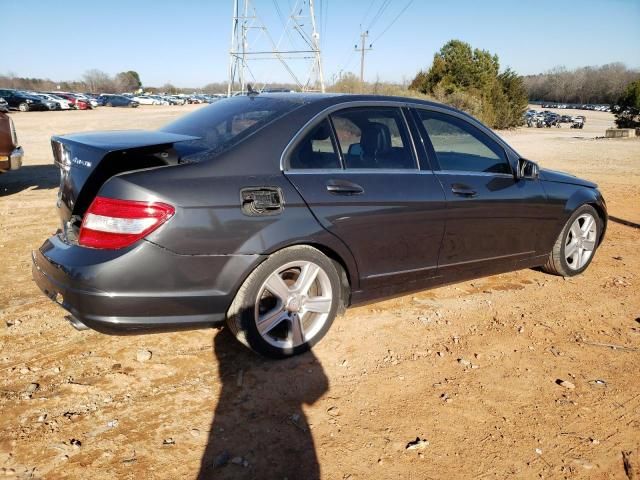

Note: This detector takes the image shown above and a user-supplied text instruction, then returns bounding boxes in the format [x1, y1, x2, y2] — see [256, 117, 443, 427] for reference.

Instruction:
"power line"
[359, 0, 377, 30]
[366, 0, 392, 32]
[371, 0, 415, 44]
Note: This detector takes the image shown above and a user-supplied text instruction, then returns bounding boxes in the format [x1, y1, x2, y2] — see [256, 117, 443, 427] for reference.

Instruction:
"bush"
[409, 40, 527, 129]
[614, 79, 640, 128]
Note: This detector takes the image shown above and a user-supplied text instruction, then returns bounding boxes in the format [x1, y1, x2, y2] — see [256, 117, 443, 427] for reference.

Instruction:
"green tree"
[614, 79, 640, 128]
[115, 70, 142, 92]
[409, 39, 527, 128]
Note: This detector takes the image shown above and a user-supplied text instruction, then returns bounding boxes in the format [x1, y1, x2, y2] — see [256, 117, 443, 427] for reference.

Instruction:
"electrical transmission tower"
[227, 0, 325, 95]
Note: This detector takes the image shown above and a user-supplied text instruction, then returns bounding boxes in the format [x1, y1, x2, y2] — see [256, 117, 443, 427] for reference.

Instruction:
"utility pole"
[355, 31, 373, 88]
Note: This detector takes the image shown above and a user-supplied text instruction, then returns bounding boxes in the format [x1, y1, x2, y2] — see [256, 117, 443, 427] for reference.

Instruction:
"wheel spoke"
[581, 216, 594, 235]
[565, 239, 578, 257]
[575, 247, 584, 269]
[294, 263, 320, 295]
[257, 308, 288, 335]
[290, 314, 305, 345]
[570, 222, 581, 240]
[264, 273, 291, 302]
[304, 296, 332, 314]
[583, 239, 596, 251]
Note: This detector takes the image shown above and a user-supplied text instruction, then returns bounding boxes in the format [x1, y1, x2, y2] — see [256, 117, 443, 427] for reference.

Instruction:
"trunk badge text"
[71, 157, 92, 168]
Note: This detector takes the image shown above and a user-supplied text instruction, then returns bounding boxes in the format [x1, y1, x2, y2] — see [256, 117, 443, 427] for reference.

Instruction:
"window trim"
[412, 108, 513, 176]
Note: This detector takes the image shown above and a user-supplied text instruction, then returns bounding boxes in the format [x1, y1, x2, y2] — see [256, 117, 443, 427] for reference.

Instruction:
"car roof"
[261, 92, 473, 117]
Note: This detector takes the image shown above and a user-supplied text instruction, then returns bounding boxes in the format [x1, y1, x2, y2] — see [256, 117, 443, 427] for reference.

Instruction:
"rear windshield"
[160, 96, 302, 159]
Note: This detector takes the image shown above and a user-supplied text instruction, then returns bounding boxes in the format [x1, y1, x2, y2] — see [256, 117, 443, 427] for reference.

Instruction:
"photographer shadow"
[197, 328, 328, 480]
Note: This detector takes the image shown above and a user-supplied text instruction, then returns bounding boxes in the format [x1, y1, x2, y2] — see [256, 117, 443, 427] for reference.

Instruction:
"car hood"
[539, 168, 597, 188]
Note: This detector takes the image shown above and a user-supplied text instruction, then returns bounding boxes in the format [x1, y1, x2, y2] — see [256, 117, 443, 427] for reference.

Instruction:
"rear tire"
[226, 245, 341, 358]
[542, 204, 601, 277]
[18, 103, 29, 112]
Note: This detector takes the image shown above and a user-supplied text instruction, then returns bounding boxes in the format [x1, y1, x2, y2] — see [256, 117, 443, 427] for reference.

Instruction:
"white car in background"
[132, 96, 159, 105]
[34, 93, 73, 110]
[148, 95, 170, 105]
[27, 93, 59, 111]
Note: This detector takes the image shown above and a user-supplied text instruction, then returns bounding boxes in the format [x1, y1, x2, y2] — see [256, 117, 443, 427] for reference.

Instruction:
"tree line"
[0, 70, 143, 94]
[3, 54, 638, 128]
[523, 63, 639, 105]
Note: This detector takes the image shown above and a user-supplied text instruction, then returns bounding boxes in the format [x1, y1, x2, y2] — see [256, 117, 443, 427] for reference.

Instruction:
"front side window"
[331, 107, 416, 170]
[289, 119, 341, 169]
[416, 110, 510, 174]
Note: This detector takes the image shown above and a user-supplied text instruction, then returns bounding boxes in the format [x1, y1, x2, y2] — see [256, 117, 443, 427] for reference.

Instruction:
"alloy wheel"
[565, 213, 597, 270]
[254, 261, 333, 349]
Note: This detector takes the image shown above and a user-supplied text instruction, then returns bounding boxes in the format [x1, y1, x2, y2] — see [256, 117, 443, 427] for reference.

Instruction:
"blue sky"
[4, 0, 639, 87]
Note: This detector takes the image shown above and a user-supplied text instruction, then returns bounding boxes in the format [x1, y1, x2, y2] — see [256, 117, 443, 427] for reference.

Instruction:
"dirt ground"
[1, 104, 638, 480]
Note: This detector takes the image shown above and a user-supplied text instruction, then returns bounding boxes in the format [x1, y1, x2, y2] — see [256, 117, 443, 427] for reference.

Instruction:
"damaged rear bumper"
[32, 234, 264, 334]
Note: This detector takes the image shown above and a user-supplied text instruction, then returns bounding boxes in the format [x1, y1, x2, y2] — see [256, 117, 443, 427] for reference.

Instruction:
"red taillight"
[78, 197, 175, 249]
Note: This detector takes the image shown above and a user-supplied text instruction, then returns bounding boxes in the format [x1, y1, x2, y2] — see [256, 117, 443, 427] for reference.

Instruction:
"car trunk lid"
[51, 130, 198, 241]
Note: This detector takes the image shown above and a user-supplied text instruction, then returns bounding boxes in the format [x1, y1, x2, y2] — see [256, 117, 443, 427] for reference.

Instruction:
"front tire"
[226, 246, 341, 358]
[18, 103, 29, 112]
[542, 205, 601, 277]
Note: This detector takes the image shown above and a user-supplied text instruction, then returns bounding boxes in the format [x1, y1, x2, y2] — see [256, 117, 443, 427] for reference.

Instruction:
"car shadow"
[1, 164, 58, 196]
[197, 327, 328, 479]
[609, 215, 640, 230]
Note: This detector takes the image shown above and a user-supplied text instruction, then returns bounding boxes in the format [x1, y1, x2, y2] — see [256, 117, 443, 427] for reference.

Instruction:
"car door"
[284, 105, 447, 293]
[412, 107, 547, 277]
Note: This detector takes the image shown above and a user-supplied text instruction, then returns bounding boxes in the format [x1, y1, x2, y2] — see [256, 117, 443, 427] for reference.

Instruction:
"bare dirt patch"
[1, 105, 638, 479]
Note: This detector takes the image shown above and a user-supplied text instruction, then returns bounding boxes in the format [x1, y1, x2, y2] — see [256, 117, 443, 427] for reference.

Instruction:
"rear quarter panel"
[98, 104, 361, 289]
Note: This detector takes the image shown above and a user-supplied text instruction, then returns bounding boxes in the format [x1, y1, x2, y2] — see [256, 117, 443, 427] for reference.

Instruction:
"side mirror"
[517, 158, 539, 179]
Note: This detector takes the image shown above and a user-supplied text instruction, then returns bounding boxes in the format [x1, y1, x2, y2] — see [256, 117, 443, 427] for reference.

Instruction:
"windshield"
[160, 96, 303, 159]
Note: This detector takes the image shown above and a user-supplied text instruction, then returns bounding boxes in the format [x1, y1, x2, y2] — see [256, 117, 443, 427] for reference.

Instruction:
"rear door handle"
[326, 179, 364, 195]
[451, 184, 477, 198]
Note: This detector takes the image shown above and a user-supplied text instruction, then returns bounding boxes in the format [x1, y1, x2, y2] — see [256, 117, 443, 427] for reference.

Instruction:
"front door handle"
[326, 179, 364, 195]
[451, 184, 477, 198]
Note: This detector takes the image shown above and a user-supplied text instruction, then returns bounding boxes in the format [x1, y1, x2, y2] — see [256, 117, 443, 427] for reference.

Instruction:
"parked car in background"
[0, 110, 23, 173]
[51, 93, 88, 110]
[0, 89, 48, 112]
[98, 95, 139, 108]
[149, 95, 170, 105]
[168, 95, 186, 105]
[73, 93, 98, 108]
[133, 95, 159, 105]
[28, 93, 59, 111]
[0, 98, 8, 112]
[32, 94, 607, 358]
[35, 93, 73, 110]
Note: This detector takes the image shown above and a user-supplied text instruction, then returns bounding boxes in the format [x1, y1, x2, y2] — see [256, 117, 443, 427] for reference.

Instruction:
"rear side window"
[289, 119, 341, 169]
[331, 107, 416, 170]
[416, 110, 510, 174]
[161, 96, 302, 156]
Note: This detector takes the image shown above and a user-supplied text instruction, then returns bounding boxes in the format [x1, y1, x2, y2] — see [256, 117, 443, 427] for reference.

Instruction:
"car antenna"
[247, 84, 259, 97]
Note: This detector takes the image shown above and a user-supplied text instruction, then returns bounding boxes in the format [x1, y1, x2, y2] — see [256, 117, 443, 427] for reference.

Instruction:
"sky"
[3, 0, 639, 88]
